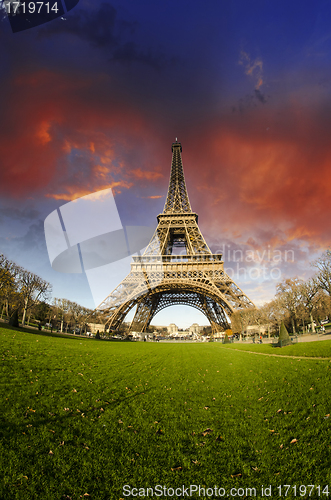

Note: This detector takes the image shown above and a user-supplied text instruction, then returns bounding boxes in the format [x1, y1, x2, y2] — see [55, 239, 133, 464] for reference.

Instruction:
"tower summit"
[163, 140, 191, 214]
[145, 141, 210, 257]
[96, 141, 254, 333]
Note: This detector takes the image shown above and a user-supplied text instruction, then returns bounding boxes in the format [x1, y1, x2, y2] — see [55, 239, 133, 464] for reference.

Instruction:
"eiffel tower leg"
[130, 295, 160, 332]
[200, 296, 230, 334]
[212, 301, 230, 331]
[109, 299, 137, 330]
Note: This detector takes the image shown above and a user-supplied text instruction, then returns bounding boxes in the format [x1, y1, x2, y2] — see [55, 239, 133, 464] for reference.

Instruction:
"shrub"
[279, 321, 290, 342]
[9, 309, 19, 327]
[223, 333, 230, 344]
[273, 321, 292, 347]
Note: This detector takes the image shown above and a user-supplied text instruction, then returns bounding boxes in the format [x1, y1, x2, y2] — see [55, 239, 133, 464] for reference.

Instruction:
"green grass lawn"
[222, 339, 331, 358]
[1, 325, 331, 500]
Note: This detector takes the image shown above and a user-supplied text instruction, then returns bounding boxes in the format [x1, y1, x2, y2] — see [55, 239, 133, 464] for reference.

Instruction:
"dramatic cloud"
[130, 168, 163, 181]
[0, 207, 39, 222]
[46, 180, 133, 201]
[236, 51, 268, 108]
[2, 62, 331, 262]
[239, 50, 264, 90]
[180, 97, 331, 252]
[38, 2, 165, 67]
[0, 68, 164, 200]
[254, 89, 267, 104]
[0, 220, 47, 267]
[141, 195, 164, 199]
[40, 3, 120, 48]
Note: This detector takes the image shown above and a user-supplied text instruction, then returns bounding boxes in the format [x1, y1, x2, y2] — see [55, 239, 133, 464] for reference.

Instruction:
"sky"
[1, 0, 331, 328]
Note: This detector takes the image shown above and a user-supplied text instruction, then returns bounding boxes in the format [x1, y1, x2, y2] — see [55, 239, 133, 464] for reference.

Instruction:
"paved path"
[238, 331, 331, 344]
[230, 349, 331, 361]
[229, 332, 331, 360]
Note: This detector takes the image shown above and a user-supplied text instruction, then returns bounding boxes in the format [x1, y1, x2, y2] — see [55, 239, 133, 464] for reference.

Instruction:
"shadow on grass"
[0, 323, 89, 340]
[1, 323, 134, 343]
[0, 387, 151, 442]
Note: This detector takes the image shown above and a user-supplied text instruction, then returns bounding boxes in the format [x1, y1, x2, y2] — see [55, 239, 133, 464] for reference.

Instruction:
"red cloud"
[141, 195, 164, 199]
[130, 168, 163, 181]
[0, 69, 155, 199]
[46, 180, 133, 201]
[182, 100, 331, 249]
[2, 67, 331, 253]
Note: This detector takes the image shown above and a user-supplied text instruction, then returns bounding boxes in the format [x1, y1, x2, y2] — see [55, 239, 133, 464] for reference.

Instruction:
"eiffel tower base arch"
[130, 290, 230, 334]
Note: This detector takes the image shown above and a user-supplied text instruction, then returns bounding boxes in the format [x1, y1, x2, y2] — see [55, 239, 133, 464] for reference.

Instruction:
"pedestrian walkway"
[238, 331, 331, 345]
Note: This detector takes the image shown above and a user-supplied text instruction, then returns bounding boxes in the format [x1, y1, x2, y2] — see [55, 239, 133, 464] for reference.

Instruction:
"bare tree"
[0, 255, 22, 322]
[0, 273, 18, 318]
[0, 254, 20, 313]
[299, 278, 319, 332]
[17, 269, 52, 326]
[0, 254, 15, 292]
[57, 299, 92, 334]
[313, 250, 331, 303]
[264, 298, 285, 335]
[231, 307, 263, 337]
[53, 298, 71, 332]
[276, 277, 303, 333]
[69, 302, 92, 334]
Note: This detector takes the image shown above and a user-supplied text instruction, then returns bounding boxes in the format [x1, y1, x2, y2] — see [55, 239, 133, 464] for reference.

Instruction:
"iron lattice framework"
[96, 140, 254, 333]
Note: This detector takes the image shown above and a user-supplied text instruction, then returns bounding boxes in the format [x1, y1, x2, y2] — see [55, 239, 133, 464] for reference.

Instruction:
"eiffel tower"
[96, 140, 254, 333]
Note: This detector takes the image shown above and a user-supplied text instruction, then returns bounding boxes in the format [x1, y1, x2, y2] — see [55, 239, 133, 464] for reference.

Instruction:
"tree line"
[0, 253, 93, 333]
[231, 250, 331, 336]
[2, 249, 331, 336]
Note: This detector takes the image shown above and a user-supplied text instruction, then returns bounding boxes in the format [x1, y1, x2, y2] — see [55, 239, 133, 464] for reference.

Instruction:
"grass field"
[1, 325, 331, 500]
[221, 339, 331, 358]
